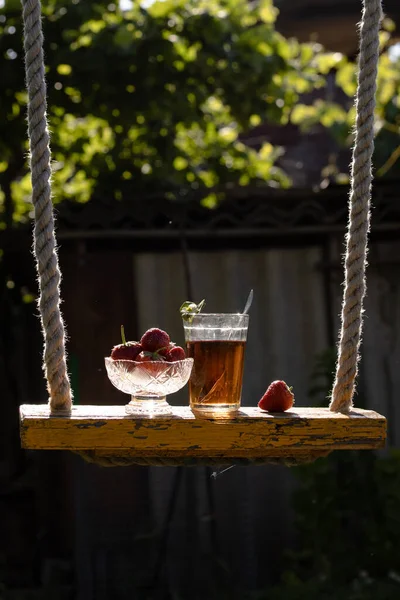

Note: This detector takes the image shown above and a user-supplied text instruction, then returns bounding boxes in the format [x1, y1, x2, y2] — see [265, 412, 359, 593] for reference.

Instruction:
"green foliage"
[1, 3, 399, 223]
[0, 0, 335, 224]
[289, 17, 400, 184]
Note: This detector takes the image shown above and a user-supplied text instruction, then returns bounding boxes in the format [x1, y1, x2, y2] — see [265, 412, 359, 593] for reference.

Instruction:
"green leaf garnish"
[180, 299, 206, 322]
[142, 350, 165, 361]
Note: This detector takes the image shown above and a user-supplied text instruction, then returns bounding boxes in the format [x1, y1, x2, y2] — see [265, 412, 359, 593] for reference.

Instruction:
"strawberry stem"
[121, 325, 127, 345]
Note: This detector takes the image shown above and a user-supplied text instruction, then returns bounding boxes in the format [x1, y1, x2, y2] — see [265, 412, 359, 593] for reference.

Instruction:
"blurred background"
[1, 0, 400, 598]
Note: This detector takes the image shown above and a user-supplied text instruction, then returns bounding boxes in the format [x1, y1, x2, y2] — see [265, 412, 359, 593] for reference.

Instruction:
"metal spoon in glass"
[242, 289, 254, 314]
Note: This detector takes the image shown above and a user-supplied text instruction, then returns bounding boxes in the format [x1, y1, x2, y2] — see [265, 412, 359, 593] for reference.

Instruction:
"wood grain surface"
[20, 405, 387, 459]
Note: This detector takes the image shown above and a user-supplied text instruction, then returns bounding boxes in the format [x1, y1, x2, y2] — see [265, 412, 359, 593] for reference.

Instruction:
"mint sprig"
[180, 299, 205, 322]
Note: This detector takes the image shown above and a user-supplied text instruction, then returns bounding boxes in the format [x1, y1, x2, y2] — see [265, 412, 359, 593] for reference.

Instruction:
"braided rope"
[330, 0, 382, 412]
[22, 0, 72, 411]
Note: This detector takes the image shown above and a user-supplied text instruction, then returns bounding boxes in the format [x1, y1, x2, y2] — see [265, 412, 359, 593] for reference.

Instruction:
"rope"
[22, 0, 72, 412]
[330, 0, 382, 413]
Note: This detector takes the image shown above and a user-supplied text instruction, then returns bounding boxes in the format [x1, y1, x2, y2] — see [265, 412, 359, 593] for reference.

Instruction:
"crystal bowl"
[105, 357, 194, 417]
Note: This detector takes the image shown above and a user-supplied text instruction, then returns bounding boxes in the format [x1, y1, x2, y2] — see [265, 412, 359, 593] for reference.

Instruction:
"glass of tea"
[183, 313, 249, 417]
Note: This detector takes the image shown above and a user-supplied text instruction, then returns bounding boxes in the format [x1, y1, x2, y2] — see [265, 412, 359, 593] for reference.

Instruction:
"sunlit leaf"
[259, 0, 278, 24]
[336, 62, 357, 97]
[201, 193, 218, 209]
[173, 156, 188, 170]
[314, 52, 344, 74]
[57, 64, 72, 75]
[147, 0, 186, 18]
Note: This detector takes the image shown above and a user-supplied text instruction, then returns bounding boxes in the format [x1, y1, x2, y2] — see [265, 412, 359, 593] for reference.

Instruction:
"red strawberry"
[136, 351, 167, 375]
[140, 328, 170, 353]
[258, 381, 294, 412]
[111, 325, 142, 361]
[158, 342, 176, 359]
[166, 346, 186, 362]
[111, 343, 142, 361]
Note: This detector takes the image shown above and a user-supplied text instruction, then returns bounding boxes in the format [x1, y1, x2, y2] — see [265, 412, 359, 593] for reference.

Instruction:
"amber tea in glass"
[183, 313, 249, 417]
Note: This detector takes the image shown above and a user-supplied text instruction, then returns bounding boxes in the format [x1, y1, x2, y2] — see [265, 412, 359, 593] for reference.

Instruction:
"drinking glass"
[183, 313, 249, 417]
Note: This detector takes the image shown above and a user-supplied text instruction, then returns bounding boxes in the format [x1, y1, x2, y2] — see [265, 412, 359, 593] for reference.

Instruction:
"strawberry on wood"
[258, 380, 294, 412]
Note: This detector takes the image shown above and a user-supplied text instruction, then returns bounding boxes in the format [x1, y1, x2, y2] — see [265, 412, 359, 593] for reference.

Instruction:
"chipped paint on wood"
[19, 405, 387, 459]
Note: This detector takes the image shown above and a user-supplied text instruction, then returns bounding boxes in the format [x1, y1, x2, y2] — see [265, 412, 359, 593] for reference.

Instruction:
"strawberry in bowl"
[105, 326, 193, 416]
[111, 326, 142, 361]
[140, 327, 171, 353]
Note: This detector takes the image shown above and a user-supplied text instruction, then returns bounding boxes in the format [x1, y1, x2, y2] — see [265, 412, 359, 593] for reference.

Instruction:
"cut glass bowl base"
[105, 356, 194, 418]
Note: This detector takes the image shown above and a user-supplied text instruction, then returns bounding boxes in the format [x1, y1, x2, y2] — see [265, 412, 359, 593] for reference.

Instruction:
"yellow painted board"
[19, 405, 386, 459]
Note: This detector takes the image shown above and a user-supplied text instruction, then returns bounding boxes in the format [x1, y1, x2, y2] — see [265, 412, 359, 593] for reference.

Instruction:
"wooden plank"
[20, 405, 386, 459]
